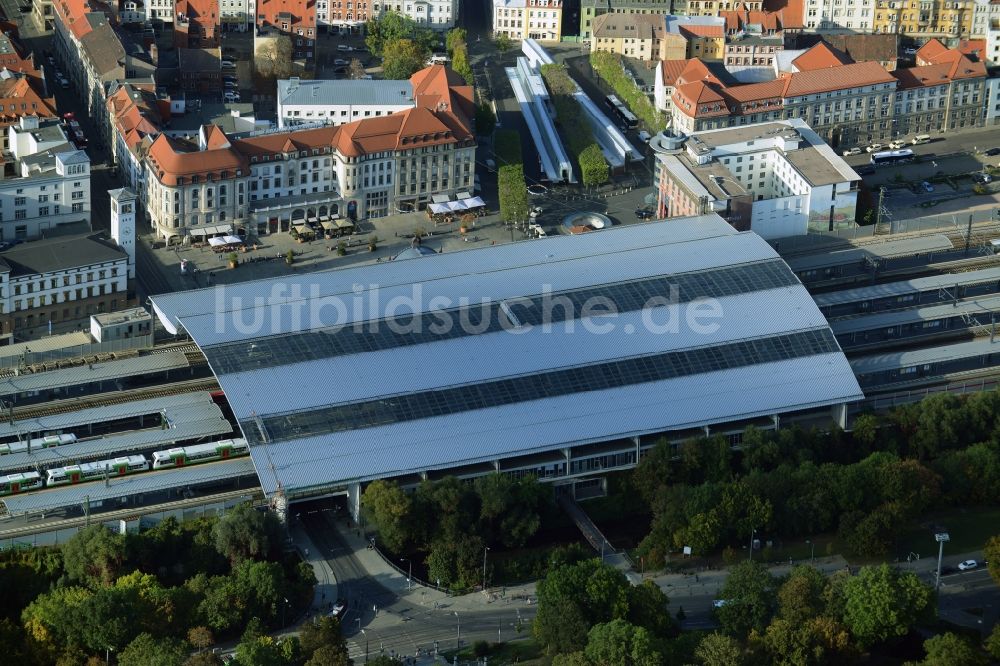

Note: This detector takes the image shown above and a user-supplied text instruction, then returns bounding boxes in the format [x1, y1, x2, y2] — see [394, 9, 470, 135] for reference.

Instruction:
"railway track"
[6, 377, 221, 421]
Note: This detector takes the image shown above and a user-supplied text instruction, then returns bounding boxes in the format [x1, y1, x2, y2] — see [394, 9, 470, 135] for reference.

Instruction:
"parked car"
[866, 143, 884, 153]
[921, 181, 934, 192]
[528, 223, 547, 238]
[958, 559, 978, 570]
[842, 147, 863, 156]
[222, 75, 238, 83]
[634, 208, 654, 220]
[224, 92, 240, 102]
[485, 159, 496, 172]
[973, 173, 993, 184]
[985, 148, 1000, 157]
[857, 165, 876, 175]
[888, 140, 906, 150]
[221, 61, 236, 70]
[361, 74, 373, 80]
[529, 206, 543, 219]
[337, 44, 353, 52]
[328, 599, 347, 619]
[224, 81, 238, 89]
[903, 47, 918, 55]
[333, 58, 348, 66]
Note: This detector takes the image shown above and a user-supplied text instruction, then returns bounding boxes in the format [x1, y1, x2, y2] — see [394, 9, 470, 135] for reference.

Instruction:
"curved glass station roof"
[151, 215, 863, 497]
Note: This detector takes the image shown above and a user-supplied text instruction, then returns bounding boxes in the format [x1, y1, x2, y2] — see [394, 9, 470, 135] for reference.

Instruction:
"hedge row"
[540, 64, 609, 187]
[589, 51, 668, 133]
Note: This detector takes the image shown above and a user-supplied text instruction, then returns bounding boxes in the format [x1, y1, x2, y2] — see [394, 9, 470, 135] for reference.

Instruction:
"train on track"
[0, 434, 78, 455]
[0, 438, 249, 496]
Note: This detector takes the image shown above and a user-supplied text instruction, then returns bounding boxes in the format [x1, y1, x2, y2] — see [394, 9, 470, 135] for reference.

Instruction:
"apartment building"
[785, 32, 899, 71]
[591, 13, 666, 61]
[687, 0, 763, 15]
[665, 15, 727, 60]
[0, 233, 130, 342]
[143, 66, 475, 242]
[106, 82, 166, 201]
[375, 0, 458, 28]
[892, 38, 987, 134]
[801, 0, 876, 31]
[0, 117, 91, 242]
[653, 118, 859, 238]
[873, 0, 974, 38]
[145, 0, 175, 21]
[174, 0, 221, 48]
[493, 0, 563, 43]
[255, 0, 318, 61]
[666, 51, 898, 146]
[221, 0, 253, 30]
[0, 79, 58, 151]
[580, 0, 673, 40]
[971, 0, 1000, 36]
[53, 0, 156, 149]
[322, 0, 370, 32]
[276, 78, 415, 129]
[725, 35, 784, 67]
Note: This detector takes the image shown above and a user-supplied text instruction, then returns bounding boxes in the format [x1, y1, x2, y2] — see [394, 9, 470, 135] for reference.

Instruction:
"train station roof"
[814, 266, 1000, 308]
[0, 352, 190, 397]
[785, 234, 953, 272]
[151, 215, 863, 497]
[831, 294, 1000, 336]
[850, 337, 1000, 375]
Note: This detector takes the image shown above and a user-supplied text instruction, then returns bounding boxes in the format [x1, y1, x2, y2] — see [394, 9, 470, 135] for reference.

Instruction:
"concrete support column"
[832, 403, 848, 430]
[346, 482, 362, 523]
[633, 436, 640, 464]
[703, 425, 710, 437]
[772, 414, 780, 430]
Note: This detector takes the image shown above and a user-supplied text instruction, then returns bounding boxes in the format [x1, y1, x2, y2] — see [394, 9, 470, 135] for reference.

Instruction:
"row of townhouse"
[134, 65, 476, 243]
[52, 0, 155, 152]
[655, 39, 987, 148]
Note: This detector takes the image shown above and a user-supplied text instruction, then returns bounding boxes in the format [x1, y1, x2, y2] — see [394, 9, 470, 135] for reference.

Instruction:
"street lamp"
[360, 628, 368, 664]
[454, 611, 461, 649]
[401, 557, 412, 591]
[482, 546, 490, 591]
[806, 539, 815, 565]
[282, 597, 289, 628]
[935, 532, 950, 591]
[748, 528, 757, 562]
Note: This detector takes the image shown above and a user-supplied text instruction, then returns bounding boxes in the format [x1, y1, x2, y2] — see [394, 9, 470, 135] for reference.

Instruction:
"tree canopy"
[715, 561, 777, 638]
[212, 503, 282, 565]
[841, 564, 934, 648]
[382, 39, 428, 80]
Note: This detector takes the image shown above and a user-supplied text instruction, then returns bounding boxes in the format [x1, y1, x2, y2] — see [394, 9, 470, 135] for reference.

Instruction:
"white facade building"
[144, 0, 175, 22]
[971, 0, 1000, 37]
[220, 0, 253, 31]
[802, 0, 875, 31]
[493, 0, 563, 42]
[378, 0, 458, 29]
[654, 119, 861, 239]
[0, 117, 91, 242]
[0, 233, 130, 342]
[276, 78, 415, 129]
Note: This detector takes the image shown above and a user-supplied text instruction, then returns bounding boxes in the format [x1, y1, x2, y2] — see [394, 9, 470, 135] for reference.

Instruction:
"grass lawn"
[443, 637, 545, 665]
[894, 506, 1000, 559]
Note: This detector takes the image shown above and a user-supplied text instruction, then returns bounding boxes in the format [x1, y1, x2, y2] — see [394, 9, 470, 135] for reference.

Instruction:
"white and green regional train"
[0, 438, 249, 496]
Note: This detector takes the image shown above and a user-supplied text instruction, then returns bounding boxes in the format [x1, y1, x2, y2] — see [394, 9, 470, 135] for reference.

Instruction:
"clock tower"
[109, 188, 137, 279]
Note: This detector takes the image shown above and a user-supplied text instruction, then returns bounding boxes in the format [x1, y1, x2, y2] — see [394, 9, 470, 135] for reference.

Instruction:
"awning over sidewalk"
[189, 224, 233, 238]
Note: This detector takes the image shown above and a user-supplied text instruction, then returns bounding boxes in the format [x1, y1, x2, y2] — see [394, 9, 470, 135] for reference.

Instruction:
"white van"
[912, 134, 932, 145]
[428, 54, 449, 65]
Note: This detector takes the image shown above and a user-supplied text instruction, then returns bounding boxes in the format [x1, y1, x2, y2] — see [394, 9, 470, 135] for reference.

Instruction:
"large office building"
[653, 119, 860, 238]
[143, 66, 475, 241]
[150, 215, 863, 516]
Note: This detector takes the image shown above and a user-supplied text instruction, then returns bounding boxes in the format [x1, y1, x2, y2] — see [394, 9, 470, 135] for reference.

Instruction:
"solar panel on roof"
[203, 259, 799, 374]
[242, 328, 839, 445]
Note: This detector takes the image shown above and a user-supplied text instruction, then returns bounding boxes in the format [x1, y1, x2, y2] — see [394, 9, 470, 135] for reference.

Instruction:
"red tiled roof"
[916, 38, 949, 64]
[791, 42, 851, 71]
[763, 0, 804, 29]
[891, 59, 987, 89]
[680, 24, 725, 39]
[957, 39, 985, 59]
[660, 59, 692, 86]
[0, 78, 57, 121]
[781, 61, 896, 97]
[147, 66, 474, 186]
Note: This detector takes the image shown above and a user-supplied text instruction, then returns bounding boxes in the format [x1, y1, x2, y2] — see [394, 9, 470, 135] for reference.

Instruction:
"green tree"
[495, 33, 513, 57]
[61, 525, 126, 587]
[475, 473, 549, 547]
[21, 585, 93, 656]
[716, 561, 777, 638]
[117, 633, 189, 666]
[760, 616, 855, 666]
[851, 413, 879, 448]
[498, 164, 530, 224]
[493, 128, 522, 166]
[474, 102, 496, 136]
[984, 535, 1000, 587]
[534, 560, 633, 654]
[306, 644, 352, 666]
[841, 564, 934, 648]
[235, 635, 289, 666]
[920, 632, 987, 666]
[777, 566, 828, 624]
[579, 143, 609, 187]
[695, 632, 744, 666]
[552, 652, 591, 666]
[188, 626, 214, 652]
[299, 616, 348, 658]
[445, 27, 467, 56]
[426, 533, 487, 590]
[986, 623, 1000, 660]
[185, 653, 222, 666]
[584, 619, 662, 666]
[626, 581, 675, 638]
[211, 503, 281, 564]
[362, 479, 413, 553]
[365, 11, 417, 57]
[232, 559, 288, 624]
[382, 39, 428, 80]
[80, 587, 142, 654]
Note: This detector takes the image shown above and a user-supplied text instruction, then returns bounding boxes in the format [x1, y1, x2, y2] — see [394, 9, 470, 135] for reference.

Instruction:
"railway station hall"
[150, 214, 863, 517]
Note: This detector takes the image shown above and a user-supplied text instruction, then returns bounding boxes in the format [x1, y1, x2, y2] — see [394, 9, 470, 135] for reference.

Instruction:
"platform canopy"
[151, 215, 863, 498]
